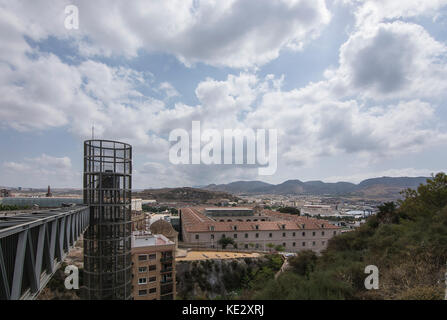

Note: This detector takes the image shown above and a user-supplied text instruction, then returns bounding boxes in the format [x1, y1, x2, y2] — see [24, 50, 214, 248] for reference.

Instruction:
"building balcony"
[160, 256, 173, 263]
[160, 266, 173, 273]
[160, 283, 173, 295]
[161, 279, 173, 285]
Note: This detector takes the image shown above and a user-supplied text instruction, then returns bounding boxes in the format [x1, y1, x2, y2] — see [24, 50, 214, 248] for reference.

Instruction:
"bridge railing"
[0, 206, 89, 300]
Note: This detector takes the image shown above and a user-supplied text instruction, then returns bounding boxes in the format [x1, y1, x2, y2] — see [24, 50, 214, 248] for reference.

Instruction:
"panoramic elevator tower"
[83, 140, 132, 299]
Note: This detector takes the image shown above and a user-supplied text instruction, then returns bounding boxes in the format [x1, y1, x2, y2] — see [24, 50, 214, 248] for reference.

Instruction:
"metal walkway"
[0, 206, 89, 300]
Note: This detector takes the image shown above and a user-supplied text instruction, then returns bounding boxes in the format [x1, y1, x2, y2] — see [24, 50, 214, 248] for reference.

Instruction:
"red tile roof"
[180, 207, 339, 233]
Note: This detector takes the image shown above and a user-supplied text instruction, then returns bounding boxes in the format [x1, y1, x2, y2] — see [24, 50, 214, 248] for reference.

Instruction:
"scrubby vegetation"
[0, 204, 30, 211]
[176, 254, 283, 299]
[248, 173, 447, 300]
[142, 205, 178, 214]
[38, 263, 84, 300]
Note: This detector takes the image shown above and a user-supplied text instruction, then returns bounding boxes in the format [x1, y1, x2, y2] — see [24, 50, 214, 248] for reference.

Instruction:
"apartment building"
[131, 231, 176, 300]
[180, 207, 341, 253]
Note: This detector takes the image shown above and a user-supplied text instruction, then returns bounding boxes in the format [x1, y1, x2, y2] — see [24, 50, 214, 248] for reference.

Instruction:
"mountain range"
[203, 176, 431, 199]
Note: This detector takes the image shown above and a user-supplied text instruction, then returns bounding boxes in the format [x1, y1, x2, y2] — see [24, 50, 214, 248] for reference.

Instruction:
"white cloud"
[349, 0, 447, 27]
[2, 154, 79, 187]
[1, 0, 331, 68]
[337, 21, 447, 100]
[1, 0, 447, 187]
[158, 82, 180, 99]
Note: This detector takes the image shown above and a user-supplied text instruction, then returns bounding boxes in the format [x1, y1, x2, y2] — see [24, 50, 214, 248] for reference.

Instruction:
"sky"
[1, 0, 447, 189]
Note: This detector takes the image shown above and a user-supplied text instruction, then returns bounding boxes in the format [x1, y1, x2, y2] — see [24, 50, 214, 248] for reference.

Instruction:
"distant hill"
[203, 176, 431, 199]
[133, 187, 240, 204]
[206, 181, 274, 194]
[352, 177, 430, 199]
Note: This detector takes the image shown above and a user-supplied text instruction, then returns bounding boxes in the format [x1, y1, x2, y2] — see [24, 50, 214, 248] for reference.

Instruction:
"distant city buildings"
[45, 185, 52, 197]
[0, 189, 11, 197]
[131, 231, 176, 300]
[180, 207, 341, 253]
[132, 198, 143, 211]
[300, 204, 334, 216]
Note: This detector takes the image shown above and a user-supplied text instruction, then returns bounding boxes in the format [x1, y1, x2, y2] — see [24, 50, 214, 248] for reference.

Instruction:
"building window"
[234, 234, 237, 239]
[138, 278, 147, 285]
[138, 267, 147, 273]
[322, 231, 325, 236]
[255, 233, 259, 238]
[302, 242, 306, 246]
[293, 242, 296, 247]
[245, 233, 248, 238]
[269, 233, 272, 238]
[149, 254, 156, 260]
[149, 265, 156, 271]
[211, 234, 214, 240]
[233, 226, 237, 231]
[138, 289, 147, 296]
[255, 244, 259, 248]
[302, 232, 305, 236]
[255, 225, 259, 230]
[312, 231, 316, 236]
[149, 288, 156, 294]
[195, 234, 199, 240]
[138, 255, 147, 261]
[282, 232, 286, 237]
[333, 231, 337, 235]
[312, 241, 316, 246]
[221, 234, 226, 238]
[149, 276, 156, 282]
[292, 232, 296, 237]
[282, 242, 286, 247]
[244, 244, 248, 249]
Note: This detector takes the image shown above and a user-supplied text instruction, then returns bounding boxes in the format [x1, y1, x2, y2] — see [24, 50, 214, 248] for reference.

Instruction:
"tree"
[266, 243, 275, 252]
[288, 250, 317, 277]
[218, 236, 235, 249]
[274, 245, 285, 252]
[376, 201, 399, 224]
[278, 207, 300, 215]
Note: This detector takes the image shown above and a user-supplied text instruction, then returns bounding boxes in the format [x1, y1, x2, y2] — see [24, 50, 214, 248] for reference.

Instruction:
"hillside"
[133, 187, 239, 204]
[244, 173, 447, 300]
[204, 176, 431, 199]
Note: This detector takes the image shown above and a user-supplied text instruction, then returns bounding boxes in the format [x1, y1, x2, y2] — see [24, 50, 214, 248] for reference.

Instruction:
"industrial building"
[0, 189, 11, 198]
[180, 207, 340, 253]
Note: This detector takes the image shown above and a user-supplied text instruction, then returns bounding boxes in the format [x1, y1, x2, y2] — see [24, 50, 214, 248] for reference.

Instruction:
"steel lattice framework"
[83, 140, 132, 300]
[0, 206, 89, 300]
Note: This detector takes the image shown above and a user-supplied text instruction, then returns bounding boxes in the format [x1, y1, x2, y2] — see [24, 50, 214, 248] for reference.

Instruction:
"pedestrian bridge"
[0, 206, 89, 300]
